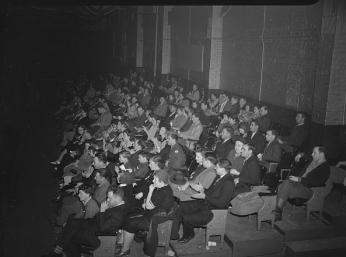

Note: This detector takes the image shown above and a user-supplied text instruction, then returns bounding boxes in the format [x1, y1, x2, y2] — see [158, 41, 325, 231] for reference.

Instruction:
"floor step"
[170, 229, 232, 257]
[225, 214, 283, 257]
[275, 206, 335, 241]
[285, 237, 346, 257]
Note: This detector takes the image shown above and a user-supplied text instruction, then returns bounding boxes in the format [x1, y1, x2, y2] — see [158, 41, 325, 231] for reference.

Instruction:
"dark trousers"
[277, 180, 313, 202]
[124, 207, 175, 257]
[57, 218, 100, 257]
[144, 212, 174, 257]
[171, 200, 213, 238]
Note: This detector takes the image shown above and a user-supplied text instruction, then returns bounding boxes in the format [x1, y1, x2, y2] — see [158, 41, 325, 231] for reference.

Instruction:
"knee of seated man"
[278, 179, 293, 190]
[183, 210, 213, 225]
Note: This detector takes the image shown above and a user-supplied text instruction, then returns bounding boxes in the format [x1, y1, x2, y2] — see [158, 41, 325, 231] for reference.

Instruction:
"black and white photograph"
[1, 1, 346, 257]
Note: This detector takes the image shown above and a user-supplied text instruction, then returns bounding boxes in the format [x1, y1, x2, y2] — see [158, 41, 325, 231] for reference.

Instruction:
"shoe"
[178, 232, 195, 244]
[114, 249, 130, 257]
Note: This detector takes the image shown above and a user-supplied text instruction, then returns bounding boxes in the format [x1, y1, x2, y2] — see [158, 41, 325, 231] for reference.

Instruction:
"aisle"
[3, 110, 61, 257]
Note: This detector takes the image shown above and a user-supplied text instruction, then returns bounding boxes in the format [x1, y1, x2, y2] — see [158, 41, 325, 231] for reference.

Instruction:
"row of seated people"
[44, 70, 334, 257]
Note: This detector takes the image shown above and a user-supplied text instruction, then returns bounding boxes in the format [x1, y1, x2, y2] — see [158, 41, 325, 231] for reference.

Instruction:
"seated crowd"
[44, 69, 337, 257]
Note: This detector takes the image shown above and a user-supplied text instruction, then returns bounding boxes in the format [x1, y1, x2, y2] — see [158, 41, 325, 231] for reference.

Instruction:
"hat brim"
[169, 177, 188, 186]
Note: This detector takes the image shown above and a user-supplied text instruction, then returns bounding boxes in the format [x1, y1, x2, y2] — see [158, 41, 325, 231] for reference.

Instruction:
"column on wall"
[325, 0, 346, 125]
[208, 6, 223, 90]
[136, 6, 144, 68]
[312, 0, 339, 125]
[161, 6, 172, 74]
[121, 10, 128, 63]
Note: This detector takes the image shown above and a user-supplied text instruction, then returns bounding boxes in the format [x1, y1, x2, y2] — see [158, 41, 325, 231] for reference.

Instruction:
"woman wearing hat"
[116, 169, 175, 257]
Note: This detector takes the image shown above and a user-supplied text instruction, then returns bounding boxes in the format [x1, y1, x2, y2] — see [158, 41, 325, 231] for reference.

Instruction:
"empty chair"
[257, 194, 277, 230]
[306, 185, 332, 221]
[204, 209, 229, 248]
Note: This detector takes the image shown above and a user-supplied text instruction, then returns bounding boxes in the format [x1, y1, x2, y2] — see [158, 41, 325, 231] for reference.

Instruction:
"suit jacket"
[171, 114, 189, 131]
[154, 102, 168, 118]
[257, 115, 271, 133]
[179, 122, 203, 141]
[205, 173, 235, 209]
[262, 139, 282, 163]
[214, 138, 234, 159]
[140, 93, 151, 107]
[94, 180, 111, 205]
[163, 111, 177, 128]
[228, 103, 240, 116]
[118, 163, 149, 185]
[219, 100, 232, 113]
[285, 124, 308, 149]
[167, 143, 186, 169]
[239, 155, 262, 187]
[127, 113, 147, 128]
[96, 203, 128, 233]
[299, 161, 330, 188]
[247, 131, 266, 154]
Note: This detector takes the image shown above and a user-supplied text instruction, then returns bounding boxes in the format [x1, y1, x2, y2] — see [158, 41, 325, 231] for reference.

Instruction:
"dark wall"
[170, 6, 211, 86]
[220, 3, 323, 113]
[142, 8, 156, 75]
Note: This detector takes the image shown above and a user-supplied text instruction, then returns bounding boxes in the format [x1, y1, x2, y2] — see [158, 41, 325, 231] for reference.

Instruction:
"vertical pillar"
[136, 6, 144, 68]
[309, 0, 346, 160]
[187, 6, 191, 81]
[312, 0, 338, 125]
[121, 11, 128, 63]
[208, 6, 223, 90]
[161, 6, 173, 74]
[153, 6, 159, 77]
[325, 0, 346, 125]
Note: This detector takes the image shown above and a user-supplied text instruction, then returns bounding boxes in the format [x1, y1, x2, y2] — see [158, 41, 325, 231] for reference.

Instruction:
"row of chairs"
[93, 183, 331, 257]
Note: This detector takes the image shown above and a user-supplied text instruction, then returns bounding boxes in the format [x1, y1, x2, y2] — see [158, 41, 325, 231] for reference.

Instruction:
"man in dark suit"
[274, 146, 330, 221]
[279, 112, 308, 152]
[257, 106, 271, 133]
[45, 187, 128, 257]
[258, 130, 282, 168]
[218, 94, 232, 113]
[126, 105, 147, 130]
[228, 96, 240, 116]
[166, 133, 186, 170]
[175, 159, 235, 243]
[247, 120, 266, 154]
[233, 144, 262, 197]
[214, 126, 234, 159]
[163, 104, 178, 128]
